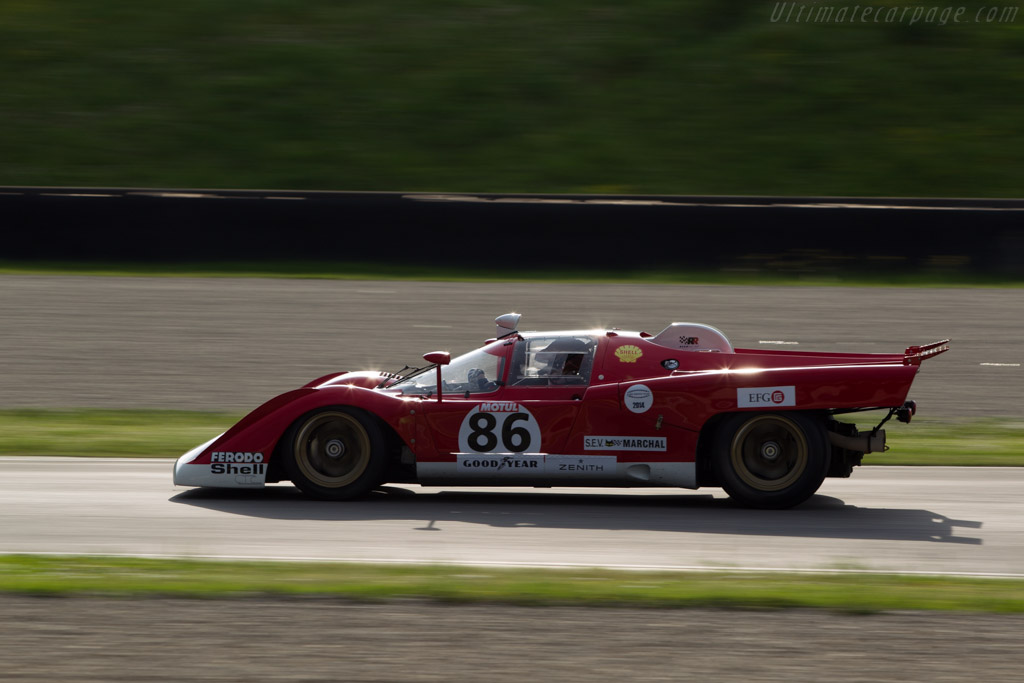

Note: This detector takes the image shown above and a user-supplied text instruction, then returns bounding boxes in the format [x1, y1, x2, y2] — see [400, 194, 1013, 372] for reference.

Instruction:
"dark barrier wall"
[2, 188, 1022, 274]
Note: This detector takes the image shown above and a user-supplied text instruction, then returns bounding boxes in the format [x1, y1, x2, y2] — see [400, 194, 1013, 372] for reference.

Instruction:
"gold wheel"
[293, 410, 372, 489]
[730, 414, 809, 492]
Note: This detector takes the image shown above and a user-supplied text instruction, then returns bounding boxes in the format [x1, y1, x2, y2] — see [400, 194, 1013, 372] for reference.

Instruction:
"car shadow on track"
[170, 486, 983, 545]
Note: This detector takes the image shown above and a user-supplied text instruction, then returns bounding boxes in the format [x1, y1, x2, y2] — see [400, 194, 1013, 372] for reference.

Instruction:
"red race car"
[174, 313, 949, 508]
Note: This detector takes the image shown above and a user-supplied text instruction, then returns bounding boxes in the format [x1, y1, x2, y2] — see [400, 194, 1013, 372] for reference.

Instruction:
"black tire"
[283, 407, 387, 500]
[712, 412, 829, 509]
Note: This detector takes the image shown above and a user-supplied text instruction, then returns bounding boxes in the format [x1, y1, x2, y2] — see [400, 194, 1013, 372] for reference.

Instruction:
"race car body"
[174, 314, 949, 508]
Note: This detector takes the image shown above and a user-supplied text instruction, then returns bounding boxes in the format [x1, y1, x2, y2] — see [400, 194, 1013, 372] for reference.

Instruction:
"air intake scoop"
[649, 323, 734, 353]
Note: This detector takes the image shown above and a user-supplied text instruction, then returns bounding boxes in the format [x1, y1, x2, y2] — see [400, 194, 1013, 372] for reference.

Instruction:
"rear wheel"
[713, 412, 829, 509]
[284, 407, 386, 500]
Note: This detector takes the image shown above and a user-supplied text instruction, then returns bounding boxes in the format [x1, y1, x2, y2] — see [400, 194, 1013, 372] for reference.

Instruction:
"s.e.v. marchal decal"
[583, 436, 667, 451]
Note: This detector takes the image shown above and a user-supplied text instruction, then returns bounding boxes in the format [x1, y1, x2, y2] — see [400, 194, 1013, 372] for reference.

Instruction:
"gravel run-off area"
[3, 595, 1024, 682]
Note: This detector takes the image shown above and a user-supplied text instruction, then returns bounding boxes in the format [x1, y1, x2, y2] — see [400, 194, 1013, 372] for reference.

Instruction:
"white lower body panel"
[417, 455, 697, 488]
[172, 434, 268, 489]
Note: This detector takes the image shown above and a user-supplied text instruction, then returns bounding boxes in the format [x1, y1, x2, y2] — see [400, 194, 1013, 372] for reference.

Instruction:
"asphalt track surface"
[1, 275, 1021, 417]
[1, 275, 1021, 573]
[2, 458, 1021, 576]
[2, 275, 1022, 680]
[3, 457, 1024, 681]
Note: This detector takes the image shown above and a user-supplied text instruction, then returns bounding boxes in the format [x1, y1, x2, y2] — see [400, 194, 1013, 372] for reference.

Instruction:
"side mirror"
[423, 351, 451, 366]
[422, 351, 450, 403]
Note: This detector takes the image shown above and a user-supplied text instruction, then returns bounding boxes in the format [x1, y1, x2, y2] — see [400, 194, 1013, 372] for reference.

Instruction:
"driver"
[467, 367, 493, 392]
[535, 337, 590, 383]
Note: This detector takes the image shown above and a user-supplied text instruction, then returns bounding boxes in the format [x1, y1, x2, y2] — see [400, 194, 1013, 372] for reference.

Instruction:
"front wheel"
[283, 407, 387, 500]
[713, 412, 829, 509]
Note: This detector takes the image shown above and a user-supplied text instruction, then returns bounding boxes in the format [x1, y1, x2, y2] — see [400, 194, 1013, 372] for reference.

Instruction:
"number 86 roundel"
[458, 404, 542, 454]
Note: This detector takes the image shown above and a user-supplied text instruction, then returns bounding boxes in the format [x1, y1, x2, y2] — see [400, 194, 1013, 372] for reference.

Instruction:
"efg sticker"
[737, 385, 796, 408]
[458, 402, 542, 454]
[624, 384, 654, 413]
[615, 345, 643, 363]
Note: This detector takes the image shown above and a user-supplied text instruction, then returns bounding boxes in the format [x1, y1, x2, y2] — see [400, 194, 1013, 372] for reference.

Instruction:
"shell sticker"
[615, 345, 643, 363]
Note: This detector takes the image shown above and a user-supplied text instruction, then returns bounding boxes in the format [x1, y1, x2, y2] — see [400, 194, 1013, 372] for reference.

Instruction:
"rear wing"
[904, 339, 950, 365]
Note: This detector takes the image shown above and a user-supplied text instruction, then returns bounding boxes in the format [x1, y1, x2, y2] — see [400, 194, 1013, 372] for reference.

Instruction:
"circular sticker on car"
[624, 384, 653, 414]
[458, 403, 542, 454]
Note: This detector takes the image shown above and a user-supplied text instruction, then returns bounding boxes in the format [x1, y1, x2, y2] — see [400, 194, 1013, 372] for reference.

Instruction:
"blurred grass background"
[2, 260, 1021, 285]
[1, 409, 1021, 465]
[2, 0, 1022, 196]
[0, 1, 1019, 461]
[4, 555, 1024, 611]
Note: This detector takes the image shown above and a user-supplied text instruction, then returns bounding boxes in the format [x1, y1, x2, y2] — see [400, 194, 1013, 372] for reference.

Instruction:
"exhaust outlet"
[828, 429, 886, 454]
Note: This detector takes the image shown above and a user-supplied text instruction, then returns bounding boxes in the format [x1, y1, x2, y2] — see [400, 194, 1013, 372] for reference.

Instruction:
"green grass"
[865, 418, 1024, 466]
[1, 1, 1022, 196]
[2, 260, 1023, 287]
[1, 555, 1022, 612]
[0, 409, 235, 458]
[1, 409, 1022, 465]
